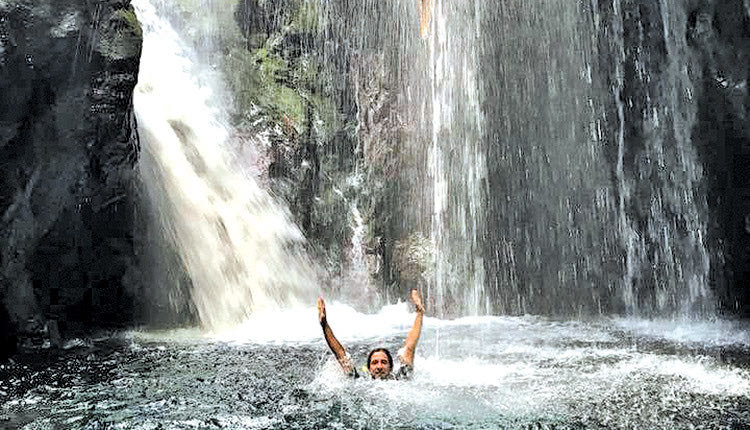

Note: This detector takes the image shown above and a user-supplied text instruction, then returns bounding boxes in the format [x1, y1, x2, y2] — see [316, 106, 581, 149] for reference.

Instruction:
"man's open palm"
[317, 297, 327, 324]
[410, 289, 424, 313]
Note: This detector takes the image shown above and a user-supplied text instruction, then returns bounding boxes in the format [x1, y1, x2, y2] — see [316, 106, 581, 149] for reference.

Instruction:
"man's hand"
[400, 288, 425, 367]
[410, 288, 425, 313]
[317, 297, 327, 325]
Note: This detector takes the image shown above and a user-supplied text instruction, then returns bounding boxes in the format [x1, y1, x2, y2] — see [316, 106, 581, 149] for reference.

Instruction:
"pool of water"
[2, 304, 749, 429]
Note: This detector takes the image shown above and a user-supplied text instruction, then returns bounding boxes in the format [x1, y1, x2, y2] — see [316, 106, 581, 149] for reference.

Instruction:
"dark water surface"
[2, 315, 749, 429]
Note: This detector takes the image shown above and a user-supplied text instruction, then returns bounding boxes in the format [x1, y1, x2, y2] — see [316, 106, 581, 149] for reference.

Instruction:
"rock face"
[595, 0, 750, 316]
[232, 0, 750, 317]
[0, 0, 143, 350]
[231, 0, 400, 306]
[0, 0, 744, 360]
[686, 0, 750, 316]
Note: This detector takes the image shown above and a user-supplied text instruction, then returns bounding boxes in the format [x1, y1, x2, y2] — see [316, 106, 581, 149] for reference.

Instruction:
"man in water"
[318, 289, 424, 380]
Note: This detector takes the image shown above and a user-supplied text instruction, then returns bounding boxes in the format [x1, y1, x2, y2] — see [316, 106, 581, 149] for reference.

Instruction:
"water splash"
[133, 0, 318, 331]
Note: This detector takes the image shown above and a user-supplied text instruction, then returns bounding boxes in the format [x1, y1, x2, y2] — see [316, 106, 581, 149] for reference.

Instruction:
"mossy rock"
[293, 0, 319, 32]
[113, 8, 142, 37]
[96, 7, 142, 60]
[225, 44, 307, 128]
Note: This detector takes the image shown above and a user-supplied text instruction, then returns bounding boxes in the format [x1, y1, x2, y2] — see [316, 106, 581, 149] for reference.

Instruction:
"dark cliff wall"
[594, 0, 750, 316]
[686, 0, 750, 316]
[233, 0, 749, 317]
[0, 0, 143, 351]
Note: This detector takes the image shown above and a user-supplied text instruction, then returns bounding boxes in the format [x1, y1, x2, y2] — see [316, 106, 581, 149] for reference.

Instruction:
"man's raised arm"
[399, 288, 424, 366]
[318, 297, 355, 375]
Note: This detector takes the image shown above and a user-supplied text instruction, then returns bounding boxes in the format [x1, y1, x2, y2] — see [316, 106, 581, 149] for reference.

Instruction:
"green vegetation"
[217, 0, 394, 286]
[97, 7, 142, 60]
[114, 8, 141, 38]
[225, 46, 306, 127]
[293, 0, 319, 33]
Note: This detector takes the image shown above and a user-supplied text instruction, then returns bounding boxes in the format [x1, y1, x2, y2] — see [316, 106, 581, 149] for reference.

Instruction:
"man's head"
[367, 348, 393, 379]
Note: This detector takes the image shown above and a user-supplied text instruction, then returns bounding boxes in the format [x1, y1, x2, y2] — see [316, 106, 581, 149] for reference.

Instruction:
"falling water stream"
[2, 0, 749, 428]
[426, 0, 488, 317]
[133, 0, 318, 331]
[418, 0, 712, 318]
[608, 0, 712, 317]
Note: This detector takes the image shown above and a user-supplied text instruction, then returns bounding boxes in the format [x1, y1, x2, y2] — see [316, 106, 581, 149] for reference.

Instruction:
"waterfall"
[426, 1, 488, 316]
[479, 0, 714, 317]
[131, 0, 719, 321]
[132, 0, 318, 331]
[603, 0, 712, 317]
[477, 0, 619, 316]
[305, 0, 719, 318]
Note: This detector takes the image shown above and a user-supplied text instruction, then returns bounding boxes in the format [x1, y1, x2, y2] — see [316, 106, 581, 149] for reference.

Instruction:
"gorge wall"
[231, 0, 750, 317]
[0, 0, 143, 355]
[590, 0, 750, 316]
[685, 0, 750, 315]
[229, 0, 406, 309]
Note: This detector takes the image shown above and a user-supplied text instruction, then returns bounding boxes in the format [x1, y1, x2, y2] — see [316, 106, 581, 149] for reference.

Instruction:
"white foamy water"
[58, 311, 741, 428]
[611, 355, 750, 396]
[215, 301, 420, 344]
[302, 310, 750, 426]
[614, 317, 750, 346]
[132, 0, 318, 331]
[133, 305, 749, 404]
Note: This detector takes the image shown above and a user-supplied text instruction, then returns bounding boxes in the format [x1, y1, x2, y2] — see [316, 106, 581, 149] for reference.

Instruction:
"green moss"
[308, 93, 338, 140]
[293, 0, 319, 32]
[113, 8, 142, 38]
[224, 44, 311, 128]
[275, 87, 305, 125]
[96, 7, 142, 60]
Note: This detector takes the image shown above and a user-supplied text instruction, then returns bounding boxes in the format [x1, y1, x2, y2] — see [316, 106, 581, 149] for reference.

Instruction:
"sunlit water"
[3, 308, 748, 429]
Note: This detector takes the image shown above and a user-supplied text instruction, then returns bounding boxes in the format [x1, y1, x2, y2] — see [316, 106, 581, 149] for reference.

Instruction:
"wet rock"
[96, 8, 142, 60]
[47, 319, 61, 349]
[685, 0, 750, 316]
[0, 304, 17, 360]
[230, 0, 405, 299]
[392, 233, 434, 284]
[0, 0, 143, 343]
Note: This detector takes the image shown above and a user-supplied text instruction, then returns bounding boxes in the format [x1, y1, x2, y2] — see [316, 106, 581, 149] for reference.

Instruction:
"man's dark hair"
[367, 348, 393, 369]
